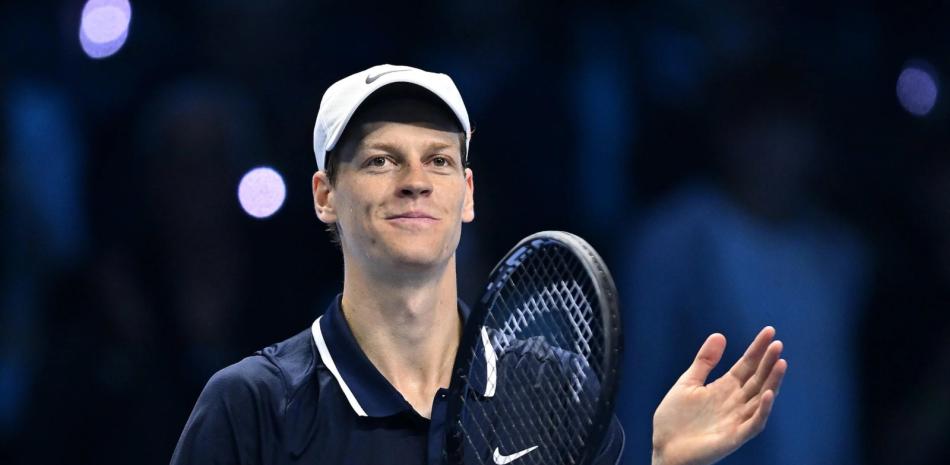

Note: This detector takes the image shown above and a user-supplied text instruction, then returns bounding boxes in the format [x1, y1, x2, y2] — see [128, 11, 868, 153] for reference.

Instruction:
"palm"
[651, 327, 787, 465]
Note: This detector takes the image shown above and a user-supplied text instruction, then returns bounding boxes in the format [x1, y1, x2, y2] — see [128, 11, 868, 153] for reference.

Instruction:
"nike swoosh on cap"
[492, 446, 539, 464]
[365, 69, 410, 84]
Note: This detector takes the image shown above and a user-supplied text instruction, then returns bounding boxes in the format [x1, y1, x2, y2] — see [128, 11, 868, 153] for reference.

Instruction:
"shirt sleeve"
[589, 414, 625, 465]
[170, 356, 283, 465]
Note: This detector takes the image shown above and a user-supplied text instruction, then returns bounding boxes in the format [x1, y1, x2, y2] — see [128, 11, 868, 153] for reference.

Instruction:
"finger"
[739, 360, 785, 419]
[743, 340, 783, 398]
[728, 326, 775, 384]
[739, 389, 775, 440]
[678, 333, 726, 386]
[763, 359, 787, 395]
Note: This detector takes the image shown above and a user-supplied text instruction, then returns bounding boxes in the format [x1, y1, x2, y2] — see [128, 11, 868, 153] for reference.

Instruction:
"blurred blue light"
[238, 167, 286, 219]
[896, 64, 938, 116]
[79, 0, 132, 59]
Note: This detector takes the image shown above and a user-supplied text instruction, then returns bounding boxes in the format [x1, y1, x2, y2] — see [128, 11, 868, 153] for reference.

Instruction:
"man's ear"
[462, 167, 475, 223]
[312, 170, 337, 224]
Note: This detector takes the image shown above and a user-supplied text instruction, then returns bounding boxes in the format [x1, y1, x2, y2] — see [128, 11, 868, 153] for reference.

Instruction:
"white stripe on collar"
[481, 326, 497, 398]
[312, 316, 368, 417]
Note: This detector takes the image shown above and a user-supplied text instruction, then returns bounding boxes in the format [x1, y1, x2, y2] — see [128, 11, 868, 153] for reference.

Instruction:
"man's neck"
[339, 255, 462, 418]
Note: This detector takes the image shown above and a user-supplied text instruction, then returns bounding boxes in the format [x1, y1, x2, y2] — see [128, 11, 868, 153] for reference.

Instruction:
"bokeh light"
[896, 64, 939, 116]
[238, 167, 286, 219]
[79, 0, 132, 59]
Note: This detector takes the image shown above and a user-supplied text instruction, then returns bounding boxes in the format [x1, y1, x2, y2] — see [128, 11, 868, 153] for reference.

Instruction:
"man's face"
[313, 99, 474, 272]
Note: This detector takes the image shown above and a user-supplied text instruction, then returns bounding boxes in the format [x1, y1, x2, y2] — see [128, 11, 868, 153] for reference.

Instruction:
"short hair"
[322, 83, 468, 244]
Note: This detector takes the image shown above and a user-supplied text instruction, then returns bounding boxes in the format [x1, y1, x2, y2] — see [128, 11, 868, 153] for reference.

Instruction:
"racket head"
[444, 231, 622, 465]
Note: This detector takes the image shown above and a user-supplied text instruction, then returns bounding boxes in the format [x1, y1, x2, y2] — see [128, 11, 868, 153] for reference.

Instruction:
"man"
[171, 64, 787, 465]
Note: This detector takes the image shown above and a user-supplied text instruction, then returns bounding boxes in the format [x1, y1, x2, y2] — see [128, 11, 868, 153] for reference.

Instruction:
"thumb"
[678, 333, 726, 386]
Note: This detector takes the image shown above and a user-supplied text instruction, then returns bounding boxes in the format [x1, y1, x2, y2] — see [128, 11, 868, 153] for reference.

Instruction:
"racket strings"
[453, 243, 608, 464]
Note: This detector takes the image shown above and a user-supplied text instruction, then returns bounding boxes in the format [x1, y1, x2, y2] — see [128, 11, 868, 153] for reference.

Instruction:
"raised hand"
[650, 327, 787, 465]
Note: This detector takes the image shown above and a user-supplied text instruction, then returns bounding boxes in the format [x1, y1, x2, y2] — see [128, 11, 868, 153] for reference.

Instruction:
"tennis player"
[171, 64, 787, 465]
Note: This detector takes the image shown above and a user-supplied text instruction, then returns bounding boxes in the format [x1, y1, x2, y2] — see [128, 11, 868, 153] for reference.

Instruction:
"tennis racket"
[443, 231, 622, 465]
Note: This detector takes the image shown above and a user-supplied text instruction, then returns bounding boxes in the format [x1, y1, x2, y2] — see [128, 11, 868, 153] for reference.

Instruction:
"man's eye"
[368, 157, 389, 167]
[432, 156, 449, 167]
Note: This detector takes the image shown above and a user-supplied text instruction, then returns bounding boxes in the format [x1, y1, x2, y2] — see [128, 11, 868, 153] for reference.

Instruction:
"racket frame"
[443, 231, 623, 465]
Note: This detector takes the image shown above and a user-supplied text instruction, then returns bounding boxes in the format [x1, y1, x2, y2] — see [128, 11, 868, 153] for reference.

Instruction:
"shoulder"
[200, 327, 317, 410]
[496, 334, 574, 362]
[172, 328, 321, 464]
[491, 332, 587, 379]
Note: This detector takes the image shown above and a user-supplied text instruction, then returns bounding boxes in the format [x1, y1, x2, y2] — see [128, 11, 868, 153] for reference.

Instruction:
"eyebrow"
[362, 141, 459, 153]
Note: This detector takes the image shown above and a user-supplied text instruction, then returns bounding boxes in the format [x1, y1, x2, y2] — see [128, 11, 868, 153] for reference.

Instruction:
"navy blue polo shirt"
[170, 296, 624, 465]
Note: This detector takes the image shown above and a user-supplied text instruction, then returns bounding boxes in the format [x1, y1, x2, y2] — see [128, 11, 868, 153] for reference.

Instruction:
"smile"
[386, 212, 440, 227]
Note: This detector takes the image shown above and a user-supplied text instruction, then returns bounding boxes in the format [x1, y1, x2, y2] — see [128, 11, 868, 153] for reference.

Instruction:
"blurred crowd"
[1, 1, 949, 464]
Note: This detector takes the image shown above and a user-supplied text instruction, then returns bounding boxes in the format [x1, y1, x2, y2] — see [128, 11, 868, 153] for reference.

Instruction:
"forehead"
[340, 98, 464, 155]
[357, 120, 462, 150]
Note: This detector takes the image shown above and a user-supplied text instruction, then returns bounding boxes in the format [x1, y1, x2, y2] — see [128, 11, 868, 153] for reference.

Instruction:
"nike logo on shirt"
[492, 446, 539, 464]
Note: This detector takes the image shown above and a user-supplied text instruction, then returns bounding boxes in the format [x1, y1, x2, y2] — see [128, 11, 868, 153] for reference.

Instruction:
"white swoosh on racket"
[493, 446, 539, 464]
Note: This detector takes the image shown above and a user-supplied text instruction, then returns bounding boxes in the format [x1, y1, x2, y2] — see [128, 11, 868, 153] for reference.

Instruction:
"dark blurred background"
[2, 0, 949, 464]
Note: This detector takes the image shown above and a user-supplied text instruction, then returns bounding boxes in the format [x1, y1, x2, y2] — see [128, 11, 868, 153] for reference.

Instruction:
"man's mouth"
[386, 211, 439, 225]
[387, 211, 438, 220]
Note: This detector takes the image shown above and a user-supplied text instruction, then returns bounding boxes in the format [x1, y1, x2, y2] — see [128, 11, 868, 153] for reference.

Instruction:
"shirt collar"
[311, 294, 472, 418]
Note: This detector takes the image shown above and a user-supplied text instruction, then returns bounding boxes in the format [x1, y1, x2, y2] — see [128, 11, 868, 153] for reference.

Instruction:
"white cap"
[312, 64, 471, 171]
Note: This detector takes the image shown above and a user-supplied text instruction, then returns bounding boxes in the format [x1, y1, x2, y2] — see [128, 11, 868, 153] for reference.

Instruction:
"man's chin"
[377, 239, 454, 269]
[388, 250, 447, 269]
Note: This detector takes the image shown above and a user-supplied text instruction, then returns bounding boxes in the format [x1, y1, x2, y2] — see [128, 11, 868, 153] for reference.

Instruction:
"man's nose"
[398, 162, 433, 198]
